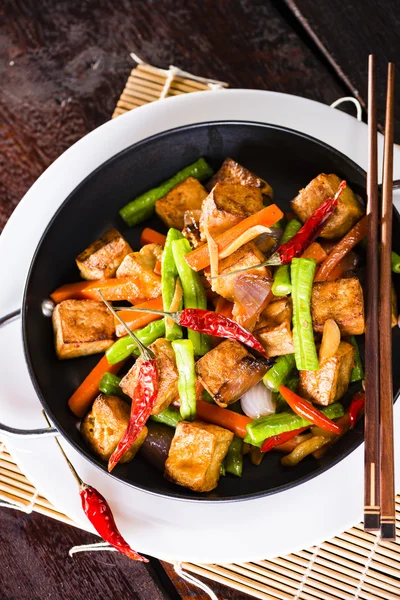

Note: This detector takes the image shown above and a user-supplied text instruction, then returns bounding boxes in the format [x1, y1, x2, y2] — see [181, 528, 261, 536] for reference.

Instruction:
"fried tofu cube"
[195, 339, 268, 406]
[199, 182, 264, 240]
[311, 277, 365, 335]
[207, 158, 273, 199]
[116, 247, 162, 300]
[81, 394, 147, 463]
[291, 174, 364, 239]
[392, 283, 398, 327]
[298, 341, 355, 406]
[255, 297, 294, 357]
[206, 241, 267, 302]
[164, 420, 233, 492]
[52, 299, 114, 359]
[155, 177, 208, 230]
[76, 228, 132, 280]
[120, 338, 179, 415]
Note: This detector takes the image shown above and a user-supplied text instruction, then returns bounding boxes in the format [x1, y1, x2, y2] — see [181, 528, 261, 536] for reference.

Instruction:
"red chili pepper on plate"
[261, 426, 309, 453]
[278, 385, 342, 435]
[111, 306, 272, 361]
[80, 484, 148, 562]
[108, 358, 159, 472]
[348, 390, 365, 428]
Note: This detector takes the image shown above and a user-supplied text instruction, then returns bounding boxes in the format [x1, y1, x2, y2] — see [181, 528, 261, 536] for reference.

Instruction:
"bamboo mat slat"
[1, 59, 399, 600]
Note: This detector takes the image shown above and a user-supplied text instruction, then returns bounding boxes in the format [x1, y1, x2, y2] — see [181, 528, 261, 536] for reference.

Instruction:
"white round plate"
[1, 90, 399, 564]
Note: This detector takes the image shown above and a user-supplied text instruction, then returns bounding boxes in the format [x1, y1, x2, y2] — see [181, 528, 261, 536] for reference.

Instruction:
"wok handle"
[0, 308, 59, 439]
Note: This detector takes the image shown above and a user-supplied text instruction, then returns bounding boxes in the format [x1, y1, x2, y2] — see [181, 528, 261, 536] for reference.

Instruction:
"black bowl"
[22, 121, 400, 501]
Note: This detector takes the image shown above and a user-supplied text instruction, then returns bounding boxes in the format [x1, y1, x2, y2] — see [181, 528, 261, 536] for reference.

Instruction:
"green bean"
[272, 220, 302, 296]
[150, 406, 183, 428]
[225, 435, 243, 477]
[291, 258, 319, 371]
[119, 158, 213, 226]
[392, 250, 400, 274]
[172, 339, 197, 420]
[244, 403, 344, 447]
[106, 319, 166, 365]
[220, 461, 226, 476]
[348, 335, 364, 382]
[263, 354, 296, 392]
[162, 228, 184, 340]
[99, 373, 126, 398]
[171, 238, 211, 356]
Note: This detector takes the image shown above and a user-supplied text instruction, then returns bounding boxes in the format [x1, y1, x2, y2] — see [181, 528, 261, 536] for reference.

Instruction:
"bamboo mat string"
[353, 534, 380, 600]
[174, 562, 219, 600]
[69, 542, 116, 556]
[293, 543, 321, 600]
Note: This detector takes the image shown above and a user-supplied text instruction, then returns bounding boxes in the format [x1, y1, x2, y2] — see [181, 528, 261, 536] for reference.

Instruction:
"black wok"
[19, 121, 400, 501]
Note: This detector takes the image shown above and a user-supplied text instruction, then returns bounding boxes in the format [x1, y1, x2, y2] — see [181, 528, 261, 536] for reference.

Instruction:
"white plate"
[1, 89, 399, 564]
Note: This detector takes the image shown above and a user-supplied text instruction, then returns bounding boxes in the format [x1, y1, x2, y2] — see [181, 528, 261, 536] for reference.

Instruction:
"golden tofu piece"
[116, 249, 162, 300]
[392, 283, 398, 327]
[311, 277, 365, 335]
[164, 420, 233, 492]
[291, 174, 364, 239]
[255, 297, 294, 357]
[206, 241, 267, 302]
[195, 339, 268, 406]
[298, 341, 355, 406]
[52, 299, 114, 359]
[76, 228, 132, 280]
[199, 182, 264, 240]
[155, 177, 208, 230]
[81, 394, 147, 463]
[120, 338, 179, 415]
[207, 158, 273, 199]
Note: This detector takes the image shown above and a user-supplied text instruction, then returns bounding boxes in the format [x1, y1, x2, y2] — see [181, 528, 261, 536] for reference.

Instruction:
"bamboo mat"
[2, 59, 400, 600]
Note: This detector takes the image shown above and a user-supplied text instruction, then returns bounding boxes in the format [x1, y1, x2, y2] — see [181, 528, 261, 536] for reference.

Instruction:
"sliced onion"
[219, 225, 273, 259]
[233, 273, 272, 330]
[241, 381, 276, 419]
[204, 221, 219, 279]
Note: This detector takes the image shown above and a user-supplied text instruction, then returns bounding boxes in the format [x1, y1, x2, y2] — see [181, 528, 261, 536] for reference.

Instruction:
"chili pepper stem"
[112, 305, 181, 323]
[42, 410, 85, 488]
[98, 291, 154, 360]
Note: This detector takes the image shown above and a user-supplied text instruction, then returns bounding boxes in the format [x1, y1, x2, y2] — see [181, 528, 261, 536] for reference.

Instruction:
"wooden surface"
[0, 0, 395, 598]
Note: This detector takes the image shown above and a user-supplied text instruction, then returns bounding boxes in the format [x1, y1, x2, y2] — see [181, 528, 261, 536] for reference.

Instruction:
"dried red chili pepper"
[108, 358, 159, 472]
[348, 390, 365, 428]
[261, 426, 309, 453]
[112, 305, 272, 361]
[80, 484, 148, 562]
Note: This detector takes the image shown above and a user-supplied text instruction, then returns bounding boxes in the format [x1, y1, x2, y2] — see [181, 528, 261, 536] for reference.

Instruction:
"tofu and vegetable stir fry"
[50, 157, 400, 493]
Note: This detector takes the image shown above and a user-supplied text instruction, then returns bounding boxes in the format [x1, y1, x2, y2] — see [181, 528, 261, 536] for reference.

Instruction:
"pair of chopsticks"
[364, 55, 396, 540]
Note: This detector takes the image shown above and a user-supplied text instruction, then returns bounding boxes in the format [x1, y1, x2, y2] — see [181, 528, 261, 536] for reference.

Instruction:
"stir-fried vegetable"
[263, 354, 296, 392]
[162, 228, 185, 340]
[172, 238, 211, 356]
[392, 250, 400, 274]
[348, 390, 365, 427]
[240, 381, 276, 419]
[172, 339, 197, 420]
[115, 297, 164, 338]
[244, 402, 343, 446]
[291, 257, 319, 371]
[51, 276, 149, 304]
[348, 335, 364, 382]
[261, 426, 309, 453]
[272, 219, 302, 296]
[196, 399, 252, 438]
[150, 406, 183, 428]
[225, 436, 243, 477]
[319, 319, 341, 362]
[106, 319, 166, 364]
[280, 436, 329, 466]
[140, 228, 167, 247]
[99, 372, 126, 398]
[278, 386, 342, 434]
[120, 158, 213, 226]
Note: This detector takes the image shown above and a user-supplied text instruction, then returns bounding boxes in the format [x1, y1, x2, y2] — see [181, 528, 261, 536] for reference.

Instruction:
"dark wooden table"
[0, 1, 397, 598]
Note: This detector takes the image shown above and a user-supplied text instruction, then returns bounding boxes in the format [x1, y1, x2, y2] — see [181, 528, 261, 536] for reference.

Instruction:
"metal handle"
[0, 307, 59, 439]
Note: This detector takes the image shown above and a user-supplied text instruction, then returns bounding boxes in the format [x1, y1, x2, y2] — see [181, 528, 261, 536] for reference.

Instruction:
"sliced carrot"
[140, 228, 166, 247]
[68, 355, 127, 418]
[323, 251, 359, 281]
[215, 296, 234, 319]
[314, 216, 367, 282]
[51, 277, 144, 304]
[185, 204, 284, 272]
[301, 241, 328, 265]
[196, 399, 251, 438]
[154, 260, 162, 275]
[115, 297, 163, 337]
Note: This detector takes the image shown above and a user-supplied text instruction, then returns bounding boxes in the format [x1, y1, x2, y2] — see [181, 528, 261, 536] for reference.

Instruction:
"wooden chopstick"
[379, 62, 396, 541]
[364, 54, 381, 532]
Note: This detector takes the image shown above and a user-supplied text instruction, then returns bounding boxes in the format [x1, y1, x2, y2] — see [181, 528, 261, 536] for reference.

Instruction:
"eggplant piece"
[139, 421, 175, 472]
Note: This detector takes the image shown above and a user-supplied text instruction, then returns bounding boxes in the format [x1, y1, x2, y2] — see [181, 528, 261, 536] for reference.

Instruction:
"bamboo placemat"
[2, 59, 400, 600]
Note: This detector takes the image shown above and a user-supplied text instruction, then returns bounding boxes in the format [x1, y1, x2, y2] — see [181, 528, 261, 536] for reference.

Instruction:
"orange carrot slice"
[140, 228, 167, 247]
[51, 277, 145, 304]
[115, 297, 163, 337]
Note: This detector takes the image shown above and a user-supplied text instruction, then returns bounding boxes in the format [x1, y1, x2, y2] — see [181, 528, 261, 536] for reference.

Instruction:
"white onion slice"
[240, 381, 276, 419]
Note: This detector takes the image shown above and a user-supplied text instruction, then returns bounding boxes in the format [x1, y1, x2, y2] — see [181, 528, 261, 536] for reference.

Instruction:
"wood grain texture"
[285, 0, 400, 140]
[0, 0, 347, 232]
